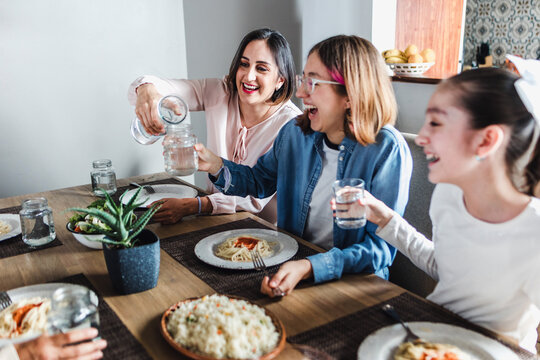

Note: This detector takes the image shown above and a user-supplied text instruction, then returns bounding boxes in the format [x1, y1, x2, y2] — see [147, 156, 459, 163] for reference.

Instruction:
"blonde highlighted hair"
[296, 35, 397, 145]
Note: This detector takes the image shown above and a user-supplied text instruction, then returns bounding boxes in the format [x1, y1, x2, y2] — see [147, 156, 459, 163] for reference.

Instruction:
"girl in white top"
[128, 28, 301, 224]
[344, 57, 540, 353]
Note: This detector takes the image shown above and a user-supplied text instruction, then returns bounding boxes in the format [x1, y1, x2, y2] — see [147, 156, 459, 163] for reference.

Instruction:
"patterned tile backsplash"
[464, 0, 539, 66]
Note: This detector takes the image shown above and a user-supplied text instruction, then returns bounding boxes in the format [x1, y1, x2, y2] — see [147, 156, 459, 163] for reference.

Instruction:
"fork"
[251, 249, 285, 297]
[0, 291, 12, 311]
[381, 304, 426, 344]
[130, 182, 156, 194]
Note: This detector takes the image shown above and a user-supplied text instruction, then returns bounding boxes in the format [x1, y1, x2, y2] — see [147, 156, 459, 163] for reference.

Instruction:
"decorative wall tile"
[464, 0, 539, 66]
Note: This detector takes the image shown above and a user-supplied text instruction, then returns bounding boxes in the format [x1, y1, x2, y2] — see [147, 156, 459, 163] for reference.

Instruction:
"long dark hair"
[226, 28, 295, 104]
[441, 68, 539, 195]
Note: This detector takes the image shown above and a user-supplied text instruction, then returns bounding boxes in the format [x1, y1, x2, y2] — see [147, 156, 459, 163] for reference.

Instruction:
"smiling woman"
[128, 28, 301, 226]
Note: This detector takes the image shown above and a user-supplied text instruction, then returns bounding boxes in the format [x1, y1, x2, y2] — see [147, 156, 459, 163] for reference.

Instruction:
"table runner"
[0, 206, 63, 259]
[112, 177, 206, 204]
[55, 273, 152, 360]
[288, 292, 536, 360]
[160, 218, 318, 301]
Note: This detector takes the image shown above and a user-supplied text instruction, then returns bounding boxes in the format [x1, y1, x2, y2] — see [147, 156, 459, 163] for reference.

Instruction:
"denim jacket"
[212, 119, 412, 283]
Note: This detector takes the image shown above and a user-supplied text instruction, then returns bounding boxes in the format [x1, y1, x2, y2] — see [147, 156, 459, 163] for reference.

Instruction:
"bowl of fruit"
[383, 44, 435, 76]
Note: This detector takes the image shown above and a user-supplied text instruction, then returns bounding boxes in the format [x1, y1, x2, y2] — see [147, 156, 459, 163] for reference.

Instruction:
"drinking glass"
[332, 178, 366, 229]
[90, 159, 117, 196]
[163, 123, 198, 176]
[19, 198, 56, 247]
[48, 286, 100, 335]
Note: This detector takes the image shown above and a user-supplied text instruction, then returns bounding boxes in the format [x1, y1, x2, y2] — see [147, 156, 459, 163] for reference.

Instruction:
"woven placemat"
[56, 273, 152, 360]
[0, 206, 63, 259]
[288, 292, 536, 360]
[112, 177, 206, 204]
[160, 218, 318, 301]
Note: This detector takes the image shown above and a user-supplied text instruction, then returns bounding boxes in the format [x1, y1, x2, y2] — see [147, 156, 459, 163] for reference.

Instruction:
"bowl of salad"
[66, 199, 110, 249]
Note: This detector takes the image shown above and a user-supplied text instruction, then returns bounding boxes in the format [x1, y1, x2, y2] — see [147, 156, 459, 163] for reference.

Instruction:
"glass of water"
[19, 198, 56, 247]
[332, 178, 366, 229]
[48, 286, 100, 335]
[91, 159, 117, 196]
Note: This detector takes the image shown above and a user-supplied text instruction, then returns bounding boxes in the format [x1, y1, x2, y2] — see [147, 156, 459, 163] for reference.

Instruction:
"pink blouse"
[128, 76, 302, 224]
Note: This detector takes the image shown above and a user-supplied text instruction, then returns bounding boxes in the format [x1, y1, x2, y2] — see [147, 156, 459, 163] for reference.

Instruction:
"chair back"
[388, 132, 437, 297]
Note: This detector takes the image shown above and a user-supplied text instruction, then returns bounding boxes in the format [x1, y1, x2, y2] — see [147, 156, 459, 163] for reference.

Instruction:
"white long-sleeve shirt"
[377, 183, 540, 353]
[128, 76, 302, 223]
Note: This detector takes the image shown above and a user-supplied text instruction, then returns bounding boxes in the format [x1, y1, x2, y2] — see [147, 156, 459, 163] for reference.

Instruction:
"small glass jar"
[48, 286, 100, 335]
[131, 95, 188, 145]
[163, 124, 198, 176]
[91, 159, 117, 196]
[19, 197, 56, 247]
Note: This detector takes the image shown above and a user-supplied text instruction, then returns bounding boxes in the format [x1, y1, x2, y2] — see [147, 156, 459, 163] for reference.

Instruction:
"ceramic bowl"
[66, 222, 104, 250]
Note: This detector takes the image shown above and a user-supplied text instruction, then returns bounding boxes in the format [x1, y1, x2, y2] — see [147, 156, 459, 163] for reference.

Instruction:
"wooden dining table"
[0, 173, 536, 360]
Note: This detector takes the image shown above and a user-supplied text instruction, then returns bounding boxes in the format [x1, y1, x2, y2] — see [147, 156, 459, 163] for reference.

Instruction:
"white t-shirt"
[303, 139, 339, 250]
[377, 183, 540, 353]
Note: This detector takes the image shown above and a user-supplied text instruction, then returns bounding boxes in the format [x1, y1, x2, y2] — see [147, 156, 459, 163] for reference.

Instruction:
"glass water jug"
[131, 95, 188, 145]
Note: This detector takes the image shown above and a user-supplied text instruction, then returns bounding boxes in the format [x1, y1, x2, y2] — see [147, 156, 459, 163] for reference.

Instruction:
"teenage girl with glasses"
[346, 58, 540, 353]
[196, 35, 412, 297]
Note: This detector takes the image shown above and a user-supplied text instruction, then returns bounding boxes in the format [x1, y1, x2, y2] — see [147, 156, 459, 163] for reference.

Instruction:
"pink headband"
[330, 69, 345, 85]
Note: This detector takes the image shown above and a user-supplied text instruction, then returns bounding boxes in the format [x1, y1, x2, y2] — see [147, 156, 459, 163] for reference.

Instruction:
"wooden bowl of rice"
[160, 294, 286, 360]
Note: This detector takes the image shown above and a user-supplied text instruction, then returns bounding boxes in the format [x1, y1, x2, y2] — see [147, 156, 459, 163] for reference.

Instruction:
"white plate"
[0, 283, 98, 345]
[120, 184, 198, 207]
[194, 228, 299, 270]
[357, 322, 519, 360]
[0, 214, 22, 242]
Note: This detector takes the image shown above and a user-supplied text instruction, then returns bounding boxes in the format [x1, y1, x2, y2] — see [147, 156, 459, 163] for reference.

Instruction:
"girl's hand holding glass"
[194, 143, 223, 175]
[331, 190, 395, 230]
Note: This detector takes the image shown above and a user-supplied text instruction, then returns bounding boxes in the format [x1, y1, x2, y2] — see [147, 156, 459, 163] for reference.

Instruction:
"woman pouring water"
[195, 35, 412, 297]
[128, 28, 301, 224]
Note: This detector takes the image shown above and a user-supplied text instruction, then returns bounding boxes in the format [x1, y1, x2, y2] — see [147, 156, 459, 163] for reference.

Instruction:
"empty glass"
[48, 286, 100, 335]
[163, 123, 198, 176]
[332, 178, 366, 229]
[131, 95, 188, 145]
[19, 198, 56, 247]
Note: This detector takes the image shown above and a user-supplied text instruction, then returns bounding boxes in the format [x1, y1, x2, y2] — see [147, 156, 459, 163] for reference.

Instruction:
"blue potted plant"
[67, 187, 162, 294]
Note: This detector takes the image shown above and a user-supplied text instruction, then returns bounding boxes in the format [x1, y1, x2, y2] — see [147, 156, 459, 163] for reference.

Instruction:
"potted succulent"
[67, 187, 162, 295]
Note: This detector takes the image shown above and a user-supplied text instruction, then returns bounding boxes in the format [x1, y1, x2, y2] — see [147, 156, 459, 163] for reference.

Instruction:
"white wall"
[393, 82, 437, 134]
[0, 0, 187, 198]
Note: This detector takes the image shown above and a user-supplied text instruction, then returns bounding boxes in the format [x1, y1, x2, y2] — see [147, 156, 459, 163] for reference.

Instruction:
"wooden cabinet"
[395, 0, 465, 79]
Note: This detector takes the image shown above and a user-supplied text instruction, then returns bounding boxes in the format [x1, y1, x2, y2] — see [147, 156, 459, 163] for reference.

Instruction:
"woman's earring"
[475, 155, 485, 162]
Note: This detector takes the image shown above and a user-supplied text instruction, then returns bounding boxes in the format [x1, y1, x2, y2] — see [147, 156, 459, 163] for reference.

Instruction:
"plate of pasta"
[161, 294, 286, 359]
[0, 214, 21, 242]
[194, 229, 298, 270]
[0, 283, 98, 345]
[357, 322, 519, 360]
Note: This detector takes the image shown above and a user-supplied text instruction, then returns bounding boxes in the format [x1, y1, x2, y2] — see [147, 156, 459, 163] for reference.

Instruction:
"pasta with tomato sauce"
[215, 235, 275, 262]
[0, 297, 50, 339]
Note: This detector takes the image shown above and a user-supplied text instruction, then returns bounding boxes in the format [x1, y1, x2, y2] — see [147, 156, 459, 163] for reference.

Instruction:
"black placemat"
[0, 206, 63, 259]
[112, 178, 206, 204]
[160, 218, 318, 301]
[57, 273, 152, 360]
[288, 292, 536, 360]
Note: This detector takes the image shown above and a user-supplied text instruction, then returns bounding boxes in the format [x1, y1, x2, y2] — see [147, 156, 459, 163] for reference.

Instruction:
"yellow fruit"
[404, 44, 419, 58]
[407, 54, 424, 63]
[386, 56, 407, 64]
[382, 49, 403, 58]
[420, 48, 436, 63]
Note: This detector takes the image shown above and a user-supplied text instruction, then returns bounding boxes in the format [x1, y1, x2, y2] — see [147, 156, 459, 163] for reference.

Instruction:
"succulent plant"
[66, 187, 162, 248]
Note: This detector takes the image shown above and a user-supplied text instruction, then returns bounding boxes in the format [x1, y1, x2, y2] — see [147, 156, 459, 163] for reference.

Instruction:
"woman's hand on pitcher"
[135, 83, 164, 135]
